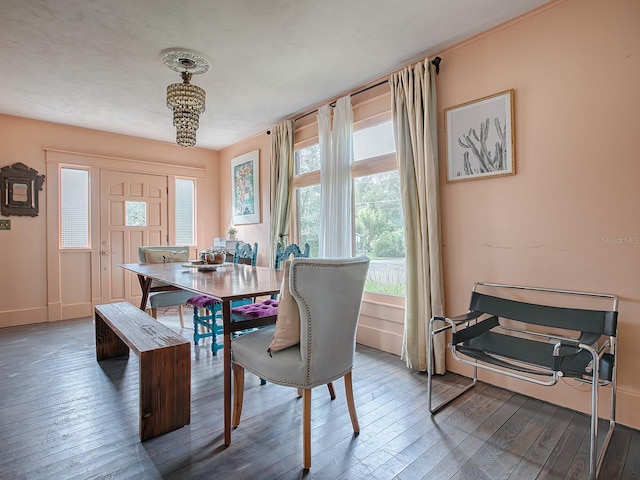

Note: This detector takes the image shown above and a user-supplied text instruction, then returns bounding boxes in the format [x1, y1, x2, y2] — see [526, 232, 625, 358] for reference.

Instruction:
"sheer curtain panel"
[390, 59, 445, 374]
[319, 96, 354, 258]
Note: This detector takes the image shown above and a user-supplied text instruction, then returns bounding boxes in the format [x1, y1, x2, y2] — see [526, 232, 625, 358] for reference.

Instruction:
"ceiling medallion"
[161, 48, 211, 147]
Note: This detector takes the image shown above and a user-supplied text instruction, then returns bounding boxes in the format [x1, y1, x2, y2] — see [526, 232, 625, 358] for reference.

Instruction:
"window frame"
[291, 116, 405, 299]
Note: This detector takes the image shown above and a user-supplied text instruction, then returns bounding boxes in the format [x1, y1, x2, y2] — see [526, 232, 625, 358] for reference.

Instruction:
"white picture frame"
[231, 150, 260, 224]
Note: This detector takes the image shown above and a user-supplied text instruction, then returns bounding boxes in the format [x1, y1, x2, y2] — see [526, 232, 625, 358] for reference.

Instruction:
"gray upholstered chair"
[138, 245, 194, 328]
[231, 256, 370, 469]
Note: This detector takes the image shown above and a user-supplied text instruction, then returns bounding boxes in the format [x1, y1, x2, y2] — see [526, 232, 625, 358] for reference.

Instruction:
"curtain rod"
[281, 56, 442, 126]
[292, 79, 388, 122]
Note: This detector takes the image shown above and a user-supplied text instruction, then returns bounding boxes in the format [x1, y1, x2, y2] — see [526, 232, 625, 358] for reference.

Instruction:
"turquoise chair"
[187, 242, 258, 354]
[234, 241, 258, 265]
[275, 242, 310, 268]
[230, 242, 310, 318]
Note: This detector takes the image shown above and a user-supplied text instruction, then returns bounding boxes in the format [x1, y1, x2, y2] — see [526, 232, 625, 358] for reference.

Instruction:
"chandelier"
[161, 48, 210, 147]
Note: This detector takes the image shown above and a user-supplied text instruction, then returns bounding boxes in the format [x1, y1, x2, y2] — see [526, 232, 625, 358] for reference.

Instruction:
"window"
[294, 145, 321, 257]
[353, 121, 396, 161]
[125, 201, 146, 226]
[295, 143, 321, 174]
[175, 178, 195, 245]
[296, 183, 321, 257]
[354, 169, 405, 295]
[60, 167, 89, 248]
[292, 120, 406, 296]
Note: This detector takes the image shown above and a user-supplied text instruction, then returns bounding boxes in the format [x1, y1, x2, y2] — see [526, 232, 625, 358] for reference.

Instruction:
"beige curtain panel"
[269, 120, 295, 263]
[390, 59, 445, 374]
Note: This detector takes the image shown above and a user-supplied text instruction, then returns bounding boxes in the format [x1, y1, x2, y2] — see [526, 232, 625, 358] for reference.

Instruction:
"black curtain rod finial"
[266, 130, 271, 135]
[431, 56, 441, 75]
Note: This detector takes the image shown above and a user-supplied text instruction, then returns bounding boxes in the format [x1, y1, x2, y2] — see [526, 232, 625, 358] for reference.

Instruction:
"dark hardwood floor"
[1, 308, 638, 480]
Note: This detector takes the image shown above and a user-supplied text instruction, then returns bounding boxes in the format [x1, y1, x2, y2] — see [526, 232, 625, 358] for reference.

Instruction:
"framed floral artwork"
[231, 150, 260, 224]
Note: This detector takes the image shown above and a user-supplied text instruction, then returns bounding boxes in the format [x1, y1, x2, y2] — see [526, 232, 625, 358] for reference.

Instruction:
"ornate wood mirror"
[0, 162, 45, 217]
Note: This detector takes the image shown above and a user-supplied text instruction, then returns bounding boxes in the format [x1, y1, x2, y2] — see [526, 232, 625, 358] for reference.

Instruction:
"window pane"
[125, 201, 146, 226]
[355, 170, 406, 295]
[295, 144, 320, 174]
[296, 184, 320, 257]
[175, 178, 195, 245]
[353, 120, 396, 161]
[60, 168, 89, 248]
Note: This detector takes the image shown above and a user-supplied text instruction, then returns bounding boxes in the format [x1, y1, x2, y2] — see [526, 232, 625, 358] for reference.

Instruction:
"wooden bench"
[95, 302, 191, 441]
[427, 282, 618, 480]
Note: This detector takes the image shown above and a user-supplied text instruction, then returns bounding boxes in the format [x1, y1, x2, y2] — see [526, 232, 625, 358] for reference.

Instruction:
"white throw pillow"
[143, 249, 188, 264]
[268, 261, 300, 353]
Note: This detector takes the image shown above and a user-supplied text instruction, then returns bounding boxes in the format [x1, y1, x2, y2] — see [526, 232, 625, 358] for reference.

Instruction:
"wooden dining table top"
[119, 261, 284, 301]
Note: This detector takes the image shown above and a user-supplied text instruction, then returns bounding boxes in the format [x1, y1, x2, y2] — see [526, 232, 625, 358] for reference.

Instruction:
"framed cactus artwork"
[445, 89, 515, 182]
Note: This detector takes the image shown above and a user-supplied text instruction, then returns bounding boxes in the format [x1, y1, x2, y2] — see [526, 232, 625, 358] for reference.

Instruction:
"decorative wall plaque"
[0, 162, 46, 217]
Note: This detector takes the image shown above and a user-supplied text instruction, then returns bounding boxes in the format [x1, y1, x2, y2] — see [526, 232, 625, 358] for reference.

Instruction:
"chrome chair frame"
[427, 282, 618, 480]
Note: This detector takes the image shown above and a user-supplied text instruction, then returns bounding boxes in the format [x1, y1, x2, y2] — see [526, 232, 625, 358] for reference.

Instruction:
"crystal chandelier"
[161, 49, 211, 147]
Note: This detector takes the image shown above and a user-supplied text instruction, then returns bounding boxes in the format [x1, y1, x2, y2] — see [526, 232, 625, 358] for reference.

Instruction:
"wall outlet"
[0, 219, 10, 230]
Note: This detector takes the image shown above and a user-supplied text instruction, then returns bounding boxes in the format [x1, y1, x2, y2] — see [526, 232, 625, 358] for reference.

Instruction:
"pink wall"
[218, 131, 273, 266]
[437, 0, 640, 426]
[0, 114, 218, 322]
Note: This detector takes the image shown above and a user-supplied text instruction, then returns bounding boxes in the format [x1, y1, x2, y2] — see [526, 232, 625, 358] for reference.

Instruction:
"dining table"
[119, 261, 283, 446]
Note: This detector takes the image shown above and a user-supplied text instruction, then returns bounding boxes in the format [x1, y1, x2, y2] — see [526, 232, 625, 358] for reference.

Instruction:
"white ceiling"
[0, 0, 550, 150]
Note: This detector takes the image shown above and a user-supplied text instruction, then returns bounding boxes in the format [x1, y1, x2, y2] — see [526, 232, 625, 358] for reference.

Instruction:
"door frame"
[45, 149, 205, 321]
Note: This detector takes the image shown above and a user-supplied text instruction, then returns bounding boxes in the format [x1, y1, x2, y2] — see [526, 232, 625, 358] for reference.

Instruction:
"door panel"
[100, 170, 168, 304]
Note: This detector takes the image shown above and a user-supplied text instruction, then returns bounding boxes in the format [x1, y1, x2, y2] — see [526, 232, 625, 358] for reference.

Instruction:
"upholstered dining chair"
[187, 242, 258, 353]
[230, 256, 370, 469]
[138, 245, 194, 328]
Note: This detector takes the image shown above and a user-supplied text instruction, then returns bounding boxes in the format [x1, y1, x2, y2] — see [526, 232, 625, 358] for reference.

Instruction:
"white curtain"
[390, 59, 445, 374]
[319, 96, 354, 258]
[270, 120, 295, 263]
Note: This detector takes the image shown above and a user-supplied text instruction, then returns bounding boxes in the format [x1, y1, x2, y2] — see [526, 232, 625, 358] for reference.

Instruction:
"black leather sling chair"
[427, 282, 618, 480]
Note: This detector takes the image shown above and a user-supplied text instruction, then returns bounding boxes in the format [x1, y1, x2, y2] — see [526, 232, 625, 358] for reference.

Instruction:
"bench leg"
[95, 312, 130, 361]
[139, 343, 191, 441]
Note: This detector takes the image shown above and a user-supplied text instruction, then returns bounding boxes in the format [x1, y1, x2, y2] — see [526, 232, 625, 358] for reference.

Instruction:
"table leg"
[222, 299, 232, 446]
[137, 274, 153, 310]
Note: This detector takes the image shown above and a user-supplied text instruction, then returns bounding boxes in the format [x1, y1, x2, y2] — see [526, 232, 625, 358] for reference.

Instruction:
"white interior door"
[100, 170, 168, 304]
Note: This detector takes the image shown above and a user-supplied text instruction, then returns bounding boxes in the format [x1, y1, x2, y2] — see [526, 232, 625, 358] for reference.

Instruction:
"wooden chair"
[187, 242, 258, 354]
[274, 241, 310, 268]
[234, 241, 258, 265]
[231, 257, 370, 469]
[138, 245, 194, 328]
[231, 242, 310, 319]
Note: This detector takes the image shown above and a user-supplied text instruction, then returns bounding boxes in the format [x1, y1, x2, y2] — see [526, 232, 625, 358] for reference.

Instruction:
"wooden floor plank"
[508, 407, 575, 479]
[0, 310, 637, 480]
[622, 429, 640, 480]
